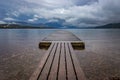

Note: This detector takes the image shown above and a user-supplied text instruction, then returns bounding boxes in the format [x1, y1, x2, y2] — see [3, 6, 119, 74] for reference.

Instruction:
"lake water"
[0, 29, 120, 80]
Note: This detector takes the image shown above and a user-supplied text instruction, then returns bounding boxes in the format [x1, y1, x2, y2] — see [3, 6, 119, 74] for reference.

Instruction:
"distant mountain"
[2, 21, 42, 27]
[0, 19, 66, 28]
[0, 21, 120, 29]
[44, 22, 63, 28]
[0, 24, 55, 29]
[43, 22, 120, 29]
[42, 19, 66, 28]
[95, 23, 120, 29]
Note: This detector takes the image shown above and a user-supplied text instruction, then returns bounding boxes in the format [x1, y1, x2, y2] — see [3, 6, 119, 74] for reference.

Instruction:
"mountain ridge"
[0, 22, 120, 29]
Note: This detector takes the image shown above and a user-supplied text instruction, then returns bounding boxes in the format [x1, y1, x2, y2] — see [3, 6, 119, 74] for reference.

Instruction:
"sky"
[0, 0, 120, 27]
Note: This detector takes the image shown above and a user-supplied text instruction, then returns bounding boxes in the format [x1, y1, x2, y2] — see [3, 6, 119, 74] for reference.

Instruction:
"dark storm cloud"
[0, 0, 120, 27]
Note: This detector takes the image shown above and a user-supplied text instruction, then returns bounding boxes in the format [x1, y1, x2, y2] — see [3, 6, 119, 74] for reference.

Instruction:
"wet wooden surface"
[30, 42, 86, 80]
[43, 31, 81, 41]
[30, 31, 86, 80]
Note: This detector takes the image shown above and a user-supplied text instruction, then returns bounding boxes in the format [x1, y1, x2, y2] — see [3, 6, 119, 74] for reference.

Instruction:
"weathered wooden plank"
[58, 42, 66, 80]
[68, 42, 86, 80]
[48, 43, 61, 80]
[38, 43, 58, 80]
[65, 43, 76, 80]
[43, 31, 81, 41]
[29, 43, 54, 80]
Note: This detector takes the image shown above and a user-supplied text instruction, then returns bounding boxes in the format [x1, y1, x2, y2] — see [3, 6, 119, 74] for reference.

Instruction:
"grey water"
[0, 29, 120, 80]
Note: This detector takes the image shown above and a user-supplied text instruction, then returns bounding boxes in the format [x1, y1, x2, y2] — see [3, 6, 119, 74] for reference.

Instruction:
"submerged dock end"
[71, 42, 85, 50]
[39, 41, 85, 50]
[39, 42, 51, 50]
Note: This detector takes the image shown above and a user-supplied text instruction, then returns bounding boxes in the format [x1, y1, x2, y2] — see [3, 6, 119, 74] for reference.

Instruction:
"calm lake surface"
[0, 29, 120, 80]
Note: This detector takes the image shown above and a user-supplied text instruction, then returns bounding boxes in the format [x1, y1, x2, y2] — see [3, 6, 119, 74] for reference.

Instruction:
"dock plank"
[65, 43, 76, 80]
[29, 43, 54, 80]
[48, 43, 61, 80]
[38, 43, 58, 80]
[58, 43, 66, 80]
[68, 42, 86, 80]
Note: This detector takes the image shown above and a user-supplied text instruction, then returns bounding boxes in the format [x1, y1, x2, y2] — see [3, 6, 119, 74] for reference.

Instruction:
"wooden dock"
[29, 31, 86, 80]
[43, 31, 80, 41]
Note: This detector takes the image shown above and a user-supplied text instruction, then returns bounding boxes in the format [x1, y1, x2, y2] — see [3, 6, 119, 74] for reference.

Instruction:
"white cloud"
[28, 17, 38, 22]
[12, 11, 20, 17]
[48, 19, 59, 22]
[0, 21, 6, 24]
[98, 0, 120, 23]
[4, 17, 15, 21]
[28, 14, 40, 22]
[34, 15, 40, 18]
[28, 18, 37, 22]
[30, 2, 104, 26]
[25, 0, 74, 8]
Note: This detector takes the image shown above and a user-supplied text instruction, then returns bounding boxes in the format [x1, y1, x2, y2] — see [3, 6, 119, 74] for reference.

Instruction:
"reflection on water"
[0, 29, 56, 80]
[0, 29, 120, 80]
[0, 29, 55, 54]
[68, 29, 120, 41]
